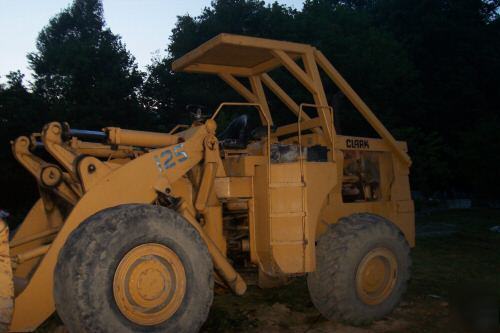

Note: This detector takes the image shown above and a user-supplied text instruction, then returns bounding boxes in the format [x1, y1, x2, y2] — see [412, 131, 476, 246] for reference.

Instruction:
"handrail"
[211, 102, 272, 181]
[275, 117, 322, 137]
[297, 103, 335, 273]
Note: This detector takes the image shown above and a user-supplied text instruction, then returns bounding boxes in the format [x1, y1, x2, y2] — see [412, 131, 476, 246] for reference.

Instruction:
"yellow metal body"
[0, 220, 13, 332]
[355, 247, 398, 305]
[113, 243, 186, 325]
[5, 34, 413, 332]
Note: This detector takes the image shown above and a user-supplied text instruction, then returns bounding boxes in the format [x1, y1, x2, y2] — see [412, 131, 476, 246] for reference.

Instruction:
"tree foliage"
[0, 72, 44, 215]
[145, 0, 499, 198]
[1, 0, 500, 216]
[27, 0, 146, 128]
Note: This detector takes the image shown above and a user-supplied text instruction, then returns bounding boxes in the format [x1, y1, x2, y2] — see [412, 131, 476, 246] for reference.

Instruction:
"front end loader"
[1, 34, 414, 332]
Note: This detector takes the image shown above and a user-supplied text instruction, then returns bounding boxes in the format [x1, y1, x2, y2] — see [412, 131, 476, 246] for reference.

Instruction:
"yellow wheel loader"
[1, 34, 414, 332]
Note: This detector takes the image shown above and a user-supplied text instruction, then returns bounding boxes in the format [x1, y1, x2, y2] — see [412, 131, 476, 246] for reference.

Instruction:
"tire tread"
[308, 213, 411, 325]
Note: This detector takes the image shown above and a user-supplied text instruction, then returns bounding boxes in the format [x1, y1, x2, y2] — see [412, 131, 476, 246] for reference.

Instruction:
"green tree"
[460, 116, 500, 199]
[370, 0, 500, 198]
[374, 0, 500, 128]
[143, 0, 442, 192]
[2, 0, 499, 210]
[144, 0, 419, 126]
[392, 127, 450, 195]
[28, 0, 147, 129]
[142, 0, 298, 128]
[296, 1, 421, 132]
[0, 71, 44, 218]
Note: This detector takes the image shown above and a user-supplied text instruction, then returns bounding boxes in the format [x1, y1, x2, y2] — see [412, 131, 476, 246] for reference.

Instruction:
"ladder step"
[269, 182, 305, 188]
[271, 240, 305, 245]
[270, 212, 305, 218]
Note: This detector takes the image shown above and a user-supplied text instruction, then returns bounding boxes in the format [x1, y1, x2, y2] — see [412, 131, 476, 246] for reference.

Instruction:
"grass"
[409, 209, 500, 298]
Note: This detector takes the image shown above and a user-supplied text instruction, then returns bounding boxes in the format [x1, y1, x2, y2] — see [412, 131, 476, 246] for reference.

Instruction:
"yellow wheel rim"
[355, 247, 398, 305]
[113, 243, 186, 326]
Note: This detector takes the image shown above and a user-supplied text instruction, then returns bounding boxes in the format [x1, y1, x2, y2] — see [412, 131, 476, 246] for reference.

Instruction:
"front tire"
[307, 214, 411, 325]
[54, 204, 213, 333]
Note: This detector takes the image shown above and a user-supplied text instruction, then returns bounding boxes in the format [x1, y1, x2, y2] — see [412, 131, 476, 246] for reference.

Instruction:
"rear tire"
[54, 204, 213, 333]
[307, 214, 411, 325]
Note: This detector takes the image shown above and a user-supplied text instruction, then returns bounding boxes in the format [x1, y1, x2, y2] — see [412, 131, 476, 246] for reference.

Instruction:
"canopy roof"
[172, 34, 311, 76]
[171, 34, 411, 166]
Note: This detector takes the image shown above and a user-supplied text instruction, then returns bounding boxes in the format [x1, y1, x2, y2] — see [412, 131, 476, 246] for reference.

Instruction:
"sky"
[0, 0, 303, 84]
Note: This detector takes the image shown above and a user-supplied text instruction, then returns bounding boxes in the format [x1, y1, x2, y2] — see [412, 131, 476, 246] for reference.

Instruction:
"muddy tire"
[307, 214, 411, 325]
[54, 204, 213, 333]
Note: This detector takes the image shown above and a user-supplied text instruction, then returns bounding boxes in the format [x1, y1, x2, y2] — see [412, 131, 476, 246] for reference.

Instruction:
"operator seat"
[218, 115, 249, 149]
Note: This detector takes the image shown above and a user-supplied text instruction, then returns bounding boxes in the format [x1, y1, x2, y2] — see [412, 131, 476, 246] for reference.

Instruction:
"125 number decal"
[154, 143, 188, 172]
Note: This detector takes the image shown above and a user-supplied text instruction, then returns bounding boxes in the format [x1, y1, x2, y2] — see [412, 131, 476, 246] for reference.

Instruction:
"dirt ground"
[37, 209, 500, 333]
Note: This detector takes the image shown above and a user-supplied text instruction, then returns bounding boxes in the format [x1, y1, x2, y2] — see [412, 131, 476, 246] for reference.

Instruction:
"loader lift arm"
[7, 119, 248, 331]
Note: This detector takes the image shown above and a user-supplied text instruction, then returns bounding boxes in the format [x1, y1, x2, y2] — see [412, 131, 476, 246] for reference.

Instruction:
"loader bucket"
[0, 220, 13, 333]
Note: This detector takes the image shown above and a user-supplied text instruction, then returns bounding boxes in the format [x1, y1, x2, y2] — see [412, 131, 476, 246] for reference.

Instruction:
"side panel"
[269, 162, 336, 274]
[318, 144, 415, 247]
[269, 163, 304, 273]
[388, 158, 415, 246]
[303, 163, 337, 269]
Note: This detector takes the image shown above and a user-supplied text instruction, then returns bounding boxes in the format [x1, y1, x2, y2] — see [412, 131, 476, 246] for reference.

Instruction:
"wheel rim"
[113, 243, 186, 326]
[355, 247, 398, 305]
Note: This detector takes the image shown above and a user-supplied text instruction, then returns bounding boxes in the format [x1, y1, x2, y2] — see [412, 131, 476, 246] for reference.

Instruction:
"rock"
[489, 226, 500, 233]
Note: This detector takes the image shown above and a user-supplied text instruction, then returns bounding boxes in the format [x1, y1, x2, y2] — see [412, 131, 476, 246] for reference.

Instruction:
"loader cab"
[172, 33, 414, 276]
